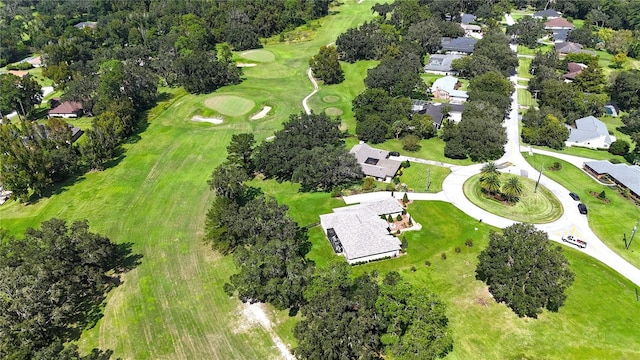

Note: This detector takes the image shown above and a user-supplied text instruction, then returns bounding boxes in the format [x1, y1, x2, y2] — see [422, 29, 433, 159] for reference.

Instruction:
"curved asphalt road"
[344, 19, 640, 286]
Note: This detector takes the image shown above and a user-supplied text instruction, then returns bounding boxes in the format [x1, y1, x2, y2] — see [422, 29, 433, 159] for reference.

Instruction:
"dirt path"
[245, 303, 296, 359]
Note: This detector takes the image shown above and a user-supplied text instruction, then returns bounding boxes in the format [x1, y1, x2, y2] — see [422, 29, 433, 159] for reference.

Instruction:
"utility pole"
[534, 163, 543, 193]
[625, 219, 640, 250]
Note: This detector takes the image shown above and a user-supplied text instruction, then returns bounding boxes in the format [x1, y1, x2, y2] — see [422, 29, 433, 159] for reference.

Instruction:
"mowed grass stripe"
[0, 1, 378, 359]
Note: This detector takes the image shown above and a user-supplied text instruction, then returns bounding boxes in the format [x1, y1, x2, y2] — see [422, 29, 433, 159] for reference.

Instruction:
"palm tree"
[481, 173, 501, 196]
[502, 176, 523, 202]
[480, 161, 499, 181]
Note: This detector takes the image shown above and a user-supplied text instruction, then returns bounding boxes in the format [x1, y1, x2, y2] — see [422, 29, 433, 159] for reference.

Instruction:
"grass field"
[517, 44, 553, 56]
[517, 88, 538, 107]
[305, 201, 640, 359]
[362, 137, 475, 166]
[464, 174, 563, 223]
[529, 144, 628, 163]
[517, 57, 532, 79]
[398, 162, 450, 193]
[0, 2, 378, 358]
[523, 153, 640, 270]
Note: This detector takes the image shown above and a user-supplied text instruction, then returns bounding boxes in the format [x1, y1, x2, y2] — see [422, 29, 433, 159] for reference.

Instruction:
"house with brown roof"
[555, 42, 595, 56]
[544, 17, 574, 30]
[564, 62, 587, 81]
[48, 101, 84, 118]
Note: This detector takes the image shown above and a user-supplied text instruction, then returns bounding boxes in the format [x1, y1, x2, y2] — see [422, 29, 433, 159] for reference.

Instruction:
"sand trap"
[324, 107, 343, 116]
[250, 106, 272, 120]
[236, 63, 257, 67]
[191, 116, 223, 124]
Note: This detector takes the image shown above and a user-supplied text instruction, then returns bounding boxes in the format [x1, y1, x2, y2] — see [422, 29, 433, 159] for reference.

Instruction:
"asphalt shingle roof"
[567, 116, 612, 145]
[441, 37, 477, 53]
[424, 54, 465, 73]
[584, 160, 640, 197]
[350, 143, 402, 179]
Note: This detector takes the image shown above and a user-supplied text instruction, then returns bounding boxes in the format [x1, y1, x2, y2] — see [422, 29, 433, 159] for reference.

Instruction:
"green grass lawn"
[523, 153, 640, 270]
[371, 137, 475, 166]
[517, 57, 532, 79]
[517, 88, 538, 107]
[203, 95, 256, 117]
[399, 162, 450, 193]
[308, 201, 640, 359]
[529, 144, 628, 163]
[463, 174, 563, 223]
[0, 2, 378, 358]
[517, 44, 552, 56]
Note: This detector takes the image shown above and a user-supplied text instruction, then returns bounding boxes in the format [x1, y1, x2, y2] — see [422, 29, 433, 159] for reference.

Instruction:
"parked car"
[569, 192, 580, 201]
[389, 151, 400, 157]
[562, 235, 587, 249]
[578, 203, 588, 214]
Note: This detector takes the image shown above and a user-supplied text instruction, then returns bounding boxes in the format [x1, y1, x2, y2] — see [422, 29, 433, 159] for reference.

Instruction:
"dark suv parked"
[569, 192, 580, 201]
[578, 203, 588, 215]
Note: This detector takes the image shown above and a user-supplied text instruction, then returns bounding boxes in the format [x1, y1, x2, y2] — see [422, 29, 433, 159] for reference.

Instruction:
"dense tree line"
[0, 218, 137, 359]
[294, 262, 453, 360]
[253, 112, 363, 192]
[0, 0, 331, 66]
[476, 223, 575, 318]
[0, 73, 42, 118]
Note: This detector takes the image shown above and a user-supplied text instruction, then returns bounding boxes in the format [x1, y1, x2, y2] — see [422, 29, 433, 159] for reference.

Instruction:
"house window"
[364, 157, 379, 165]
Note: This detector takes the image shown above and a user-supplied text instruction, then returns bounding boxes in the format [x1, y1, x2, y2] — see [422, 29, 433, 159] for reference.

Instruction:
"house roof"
[545, 17, 574, 28]
[7, 70, 28, 77]
[350, 143, 402, 179]
[567, 116, 612, 145]
[320, 198, 403, 262]
[564, 62, 587, 80]
[552, 28, 570, 42]
[432, 76, 468, 99]
[74, 21, 97, 29]
[555, 42, 594, 55]
[424, 54, 465, 73]
[460, 24, 481, 32]
[461, 13, 476, 24]
[48, 101, 83, 115]
[441, 37, 477, 53]
[533, 9, 561, 18]
[584, 160, 640, 196]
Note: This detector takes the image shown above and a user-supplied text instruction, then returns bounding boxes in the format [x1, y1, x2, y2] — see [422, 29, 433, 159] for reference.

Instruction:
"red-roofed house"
[564, 62, 587, 81]
[48, 101, 84, 118]
[544, 17, 574, 30]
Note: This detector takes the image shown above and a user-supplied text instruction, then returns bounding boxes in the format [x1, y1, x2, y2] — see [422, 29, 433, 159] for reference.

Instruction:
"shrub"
[411, 265, 417, 272]
[393, 176, 401, 185]
[425, 260, 431, 267]
[455, 247, 461, 253]
[441, 252, 447, 260]
[465, 239, 473, 247]
[387, 214, 393, 222]
[385, 183, 396, 191]
[402, 193, 409, 204]
[402, 135, 421, 151]
[407, 217, 413, 226]
[402, 160, 411, 168]
[362, 176, 376, 190]
[401, 236, 408, 251]
[598, 190, 606, 199]
[6, 62, 33, 70]
[610, 158, 621, 164]
[371, 269, 378, 278]
[396, 214, 402, 221]
[330, 186, 342, 197]
[609, 140, 630, 156]
[551, 162, 562, 171]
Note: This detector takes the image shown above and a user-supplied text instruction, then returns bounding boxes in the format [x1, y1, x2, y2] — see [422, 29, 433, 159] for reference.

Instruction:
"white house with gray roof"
[584, 160, 640, 200]
[431, 75, 468, 104]
[320, 198, 404, 264]
[350, 143, 402, 182]
[566, 116, 615, 149]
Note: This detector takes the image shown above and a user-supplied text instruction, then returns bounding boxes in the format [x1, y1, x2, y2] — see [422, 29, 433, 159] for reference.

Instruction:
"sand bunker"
[236, 63, 257, 67]
[191, 116, 223, 124]
[250, 106, 272, 120]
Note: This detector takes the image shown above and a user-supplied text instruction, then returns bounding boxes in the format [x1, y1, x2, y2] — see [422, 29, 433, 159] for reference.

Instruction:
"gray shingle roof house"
[424, 54, 465, 75]
[320, 198, 404, 264]
[533, 9, 561, 19]
[441, 37, 477, 54]
[350, 143, 402, 182]
[461, 13, 476, 24]
[74, 21, 97, 29]
[552, 28, 570, 43]
[555, 42, 595, 56]
[584, 160, 640, 200]
[566, 116, 615, 149]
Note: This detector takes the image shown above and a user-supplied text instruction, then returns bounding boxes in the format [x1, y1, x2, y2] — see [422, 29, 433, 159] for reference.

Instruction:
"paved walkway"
[302, 68, 319, 115]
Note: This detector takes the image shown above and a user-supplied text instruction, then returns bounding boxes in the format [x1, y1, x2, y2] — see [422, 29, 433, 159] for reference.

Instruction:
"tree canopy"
[310, 46, 345, 84]
[0, 219, 138, 359]
[476, 223, 575, 318]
